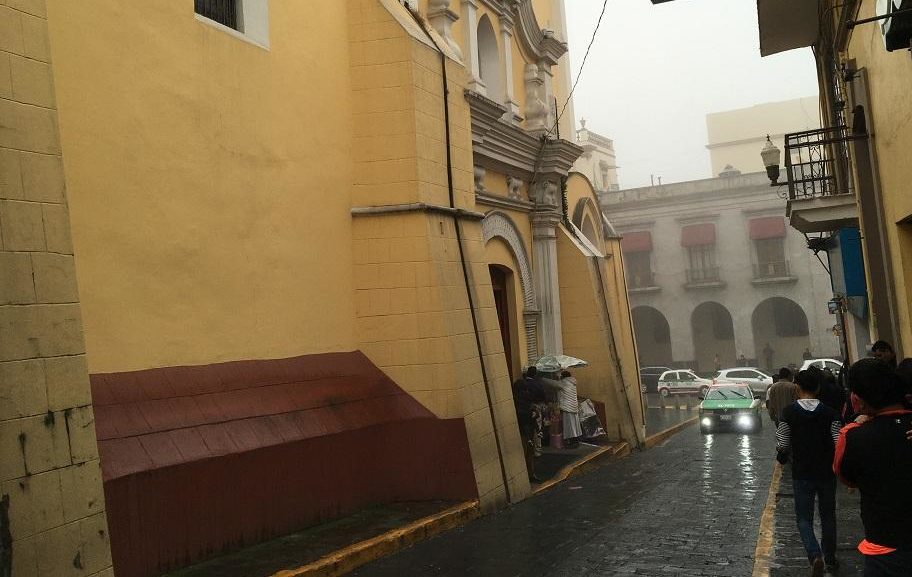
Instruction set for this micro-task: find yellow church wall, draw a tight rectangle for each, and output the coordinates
[349,2,529,508]
[846,0,912,352]
[45,0,358,372]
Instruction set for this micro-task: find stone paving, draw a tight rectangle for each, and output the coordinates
[768,465,865,577]
[352,424,776,576]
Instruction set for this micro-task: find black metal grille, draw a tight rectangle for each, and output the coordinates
[754,261,790,279]
[685,267,720,284]
[784,126,853,200]
[195,0,238,30]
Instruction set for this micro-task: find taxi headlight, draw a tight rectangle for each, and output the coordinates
[737,415,753,428]
[701,417,712,427]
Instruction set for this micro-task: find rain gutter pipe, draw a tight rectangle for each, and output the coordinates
[404,4,513,503]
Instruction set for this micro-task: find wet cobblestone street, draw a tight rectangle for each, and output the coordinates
[352,425,776,576]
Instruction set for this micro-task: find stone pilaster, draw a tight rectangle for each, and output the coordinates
[459,0,485,94]
[530,179,563,356]
[428,0,463,61]
[498,12,521,122]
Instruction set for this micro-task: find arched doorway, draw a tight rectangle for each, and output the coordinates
[752,297,810,372]
[691,302,736,372]
[489,264,518,382]
[631,306,673,367]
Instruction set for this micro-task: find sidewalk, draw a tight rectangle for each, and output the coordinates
[765,465,865,576]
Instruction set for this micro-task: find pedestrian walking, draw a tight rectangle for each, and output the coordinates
[714,353,722,372]
[557,370,582,448]
[776,369,842,576]
[766,367,797,428]
[763,342,775,372]
[870,340,897,368]
[817,368,846,415]
[835,358,912,576]
[512,366,546,483]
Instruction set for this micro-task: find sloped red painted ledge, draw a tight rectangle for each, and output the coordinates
[91,352,477,577]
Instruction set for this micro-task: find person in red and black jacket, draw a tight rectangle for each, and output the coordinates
[834,358,912,576]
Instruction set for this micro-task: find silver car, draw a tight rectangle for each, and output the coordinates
[712,367,773,395]
[657,370,712,397]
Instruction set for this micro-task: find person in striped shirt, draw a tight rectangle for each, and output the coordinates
[776,369,843,577]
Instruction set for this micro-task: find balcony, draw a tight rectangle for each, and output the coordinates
[627,271,660,294]
[784,126,858,233]
[684,267,725,289]
[752,261,798,285]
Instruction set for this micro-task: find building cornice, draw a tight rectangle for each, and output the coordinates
[475,191,534,212]
[466,90,582,179]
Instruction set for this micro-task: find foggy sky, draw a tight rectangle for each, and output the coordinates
[564,0,820,189]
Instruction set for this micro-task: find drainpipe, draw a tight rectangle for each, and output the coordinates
[404,5,513,504]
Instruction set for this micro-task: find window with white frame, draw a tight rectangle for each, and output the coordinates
[195,0,270,47]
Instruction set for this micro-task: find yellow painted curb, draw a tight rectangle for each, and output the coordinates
[752,462,782,577]
[643,416,699,449]
[271,500,480,577]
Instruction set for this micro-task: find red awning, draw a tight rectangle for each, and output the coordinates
[681,223,716,247]
[750,217,786,240]
[621,230,652,253]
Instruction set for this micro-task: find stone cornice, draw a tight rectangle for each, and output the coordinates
[475,191,534,212]
[351,202,485,220]
[513,0,567,65]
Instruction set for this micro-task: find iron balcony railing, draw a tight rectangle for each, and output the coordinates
[195,0,238,30]
[754,260,791,279]
[685,267,720,284]
[784,126,853,200]
[629,271,656,289]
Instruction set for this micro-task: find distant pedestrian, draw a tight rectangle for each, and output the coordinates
[803,347,813,360]
[776,370,842,576]
[817,368,846,415]
[739,353,747,366]
[766,367,797,427]
[763,342,775,372]
[512,366,546,483]
[871,340,897,368]
[557,370,582,448]
[713,354,722,372]
[835,358,912,576]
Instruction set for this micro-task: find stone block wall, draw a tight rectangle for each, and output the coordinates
[0,1,113,575]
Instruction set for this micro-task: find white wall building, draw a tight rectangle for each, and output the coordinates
[601,169,840,373]
[574,119,620,192]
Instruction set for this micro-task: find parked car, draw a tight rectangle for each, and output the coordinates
[656,370,712,397]
[799,358,844,374]
[713,367,774,395]
[699,384,763,434]
[640,366,672,393]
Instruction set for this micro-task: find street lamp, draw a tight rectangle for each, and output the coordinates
[760,135,782,186]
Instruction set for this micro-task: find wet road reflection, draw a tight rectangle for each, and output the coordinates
[352,424,777,577]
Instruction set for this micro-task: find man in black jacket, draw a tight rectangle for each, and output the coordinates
[513,366,546,483]
[836,358,912,576]
[777,370,843,576]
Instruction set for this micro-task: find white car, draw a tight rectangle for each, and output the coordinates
[713,367,774,395]
[800,358,844,373]
[657,370,713,397]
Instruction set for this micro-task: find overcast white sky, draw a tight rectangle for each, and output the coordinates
[564,0,820,189]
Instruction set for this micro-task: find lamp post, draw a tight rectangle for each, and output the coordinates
[760,135,782,186]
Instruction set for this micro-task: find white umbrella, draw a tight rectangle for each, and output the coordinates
[534,355,589,372]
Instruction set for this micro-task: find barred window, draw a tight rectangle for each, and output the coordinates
[195,0,238,30]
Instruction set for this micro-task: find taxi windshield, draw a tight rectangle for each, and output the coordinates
[706,386,750,400]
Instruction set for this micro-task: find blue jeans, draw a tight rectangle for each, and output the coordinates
[792,477,837,563]
[864,549,912,576]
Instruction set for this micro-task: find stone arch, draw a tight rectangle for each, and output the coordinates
[482,211,537,360]
[691,301,736,372]
[572,196,604,248]
[631,306,673,367]
[751,297,810,372]
[476,14,503,101]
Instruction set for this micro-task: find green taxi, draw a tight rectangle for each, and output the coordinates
[699,383,763,434]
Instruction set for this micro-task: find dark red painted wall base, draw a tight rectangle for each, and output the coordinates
[105,418,476,577]
[91,352,478,577]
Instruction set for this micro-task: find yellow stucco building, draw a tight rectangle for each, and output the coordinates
[1,1,642,575]
[756,0,912,360]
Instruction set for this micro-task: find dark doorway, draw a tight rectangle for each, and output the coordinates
[489,265,516,383]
